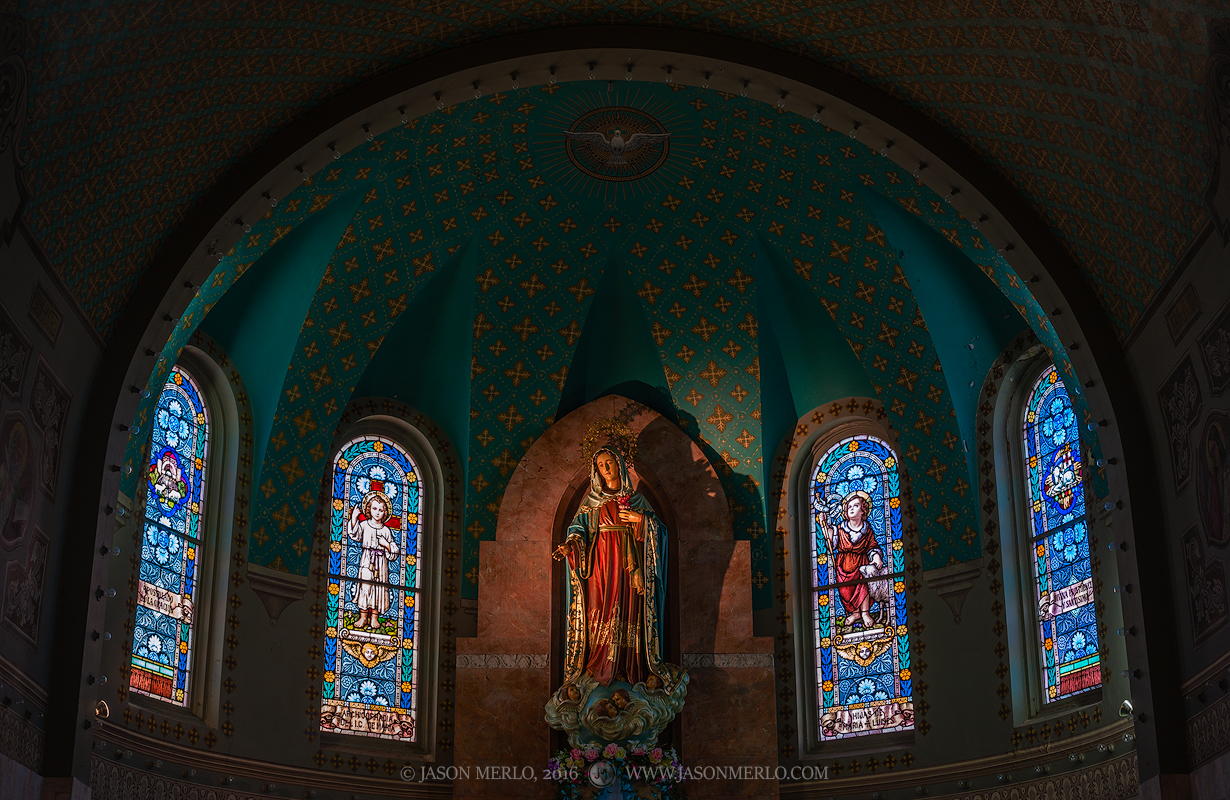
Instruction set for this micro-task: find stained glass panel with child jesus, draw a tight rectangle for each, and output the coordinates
[320,434,421,741]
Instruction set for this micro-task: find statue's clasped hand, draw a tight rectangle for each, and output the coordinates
[617,507,643,525]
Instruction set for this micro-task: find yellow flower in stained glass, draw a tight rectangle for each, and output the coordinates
[890,497,900,509]
[373,440,384,453]
[821,637,831,647]
[326,626,337,638]
[338,457,349,470]
[186,546,195,560]
[822,680,834,692]
[176,688,185,701]
[894,581,905,593]
[324,671,335,683]
[1044,637,1054,651]
[174,372,183,385]
[818,594,830,607]
[899,668,911,681]
[328,582,340,595]
[180,641,189,654]
[333,498,344,511]
[406,513,418,525]
[897,625,908,636]
[405,595,415,608]
[892,540,903,551]
[1048,371,1058,384]
[196,412,205,425]
[403,638,415,649]
[408,471,417,483]
[330,541,342,553]
[848,441,859,452]
[1036,544,1046,558]
[817,553,828,565]
[401,681,413,692]
[884,456,895,469]
[407,554,417,565]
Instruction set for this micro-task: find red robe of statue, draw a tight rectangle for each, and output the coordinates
[567,500,647,686]
[834,522,876,617]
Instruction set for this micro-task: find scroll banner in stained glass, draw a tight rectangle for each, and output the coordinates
[131,366,208,707]
[1023,366,1101,702]
[811,435,913,741]
[320,435,421,741]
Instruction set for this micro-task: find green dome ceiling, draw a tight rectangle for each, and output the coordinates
[120,82,1108,614]
[18,4,1215,342]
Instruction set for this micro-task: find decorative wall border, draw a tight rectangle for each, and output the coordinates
[89,740,452,800]
[0,702,43,773]
[455,654,547,669]
[682,653,774,669]
[1187,683,1230,768]
[112,329,254,749]
[305,397,462,773]
[779,721,1133,797]
[768,396,924,771]
[974,331,1109,747]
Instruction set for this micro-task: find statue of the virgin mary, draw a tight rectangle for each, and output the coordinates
[545,435,687,746]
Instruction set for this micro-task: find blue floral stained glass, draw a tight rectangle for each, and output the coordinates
[130,366,208,706]
[1023,366,1101,702]
[811,435,913,740]
[320,435,421,740]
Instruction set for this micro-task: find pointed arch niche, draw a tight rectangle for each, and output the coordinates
[454,394,776,797]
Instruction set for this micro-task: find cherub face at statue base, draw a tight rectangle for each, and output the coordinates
[545,673,690,749]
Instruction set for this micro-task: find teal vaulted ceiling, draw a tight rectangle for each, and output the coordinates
[17,2,1216,343]
[119,82,1110,612]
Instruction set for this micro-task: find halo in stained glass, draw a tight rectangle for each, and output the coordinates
[1022,366,1101,702]
[130,365,208,707]
[320,434,422,741]
[810,434,913,740]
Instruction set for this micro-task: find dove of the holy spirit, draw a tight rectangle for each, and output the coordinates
[562,127,671,165]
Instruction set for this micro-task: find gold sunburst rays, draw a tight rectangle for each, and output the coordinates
[531,84,699,203]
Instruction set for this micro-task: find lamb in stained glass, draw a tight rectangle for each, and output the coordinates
[811,435,913,741]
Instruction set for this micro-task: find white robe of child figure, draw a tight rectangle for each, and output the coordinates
[347,493,399,630]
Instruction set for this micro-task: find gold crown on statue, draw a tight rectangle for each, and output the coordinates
[579,419,638,466]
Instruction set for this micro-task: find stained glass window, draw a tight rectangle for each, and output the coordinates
[811,435,913,741]
[320,434,422,741]
[131,366,209,706]
[1022,366,1100,702]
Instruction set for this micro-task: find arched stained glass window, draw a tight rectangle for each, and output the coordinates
[1022,366,1100,702]
[811,434,913,741]
[320,434,422,741]
[131,366,209,706]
